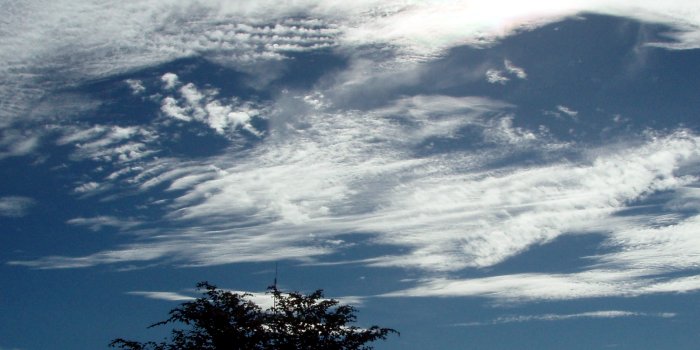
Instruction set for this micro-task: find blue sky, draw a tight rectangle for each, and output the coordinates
[3,1,700,349]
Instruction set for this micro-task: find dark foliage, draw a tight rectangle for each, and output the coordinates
[110,282,397,350]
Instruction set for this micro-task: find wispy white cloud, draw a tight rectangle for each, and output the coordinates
[457,310,675,326]
[486,60,527,84]
[9,93,515,268]
[0,196,35,217]
[224,290,364,309]
[125,79,146,95]
[128,288,363,309]
[504,59,527,79]
[482,116,543,145]
[12,92,700,306]
[370,94,514,142]
[73,182,102,194]
[8,231,336,269]
[360,131,699,271]
[59,125,159,164]
[486,69,509,84]
[378,187,700,301]
[545,109,574,120]
[383,224,700,301]
[56,126,109,146]
[388,263,700,300]
[127,291,195,301]
[67,216,143,232]
[383,269,643,301]
[594,213,700,273]
[557,105,579,117]
[13,87,700,284]
[0,130,40,160]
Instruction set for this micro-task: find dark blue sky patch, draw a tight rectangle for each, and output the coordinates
[484,232,613,275]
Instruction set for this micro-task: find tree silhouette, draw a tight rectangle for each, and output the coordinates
[110,282,397,350]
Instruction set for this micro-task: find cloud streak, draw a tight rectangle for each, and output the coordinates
[128,288,363,309]
[383,267,700,302]
[127,291,195,302]
[67,216,143,232]
[457,310,675,326]
[557,105,579,117]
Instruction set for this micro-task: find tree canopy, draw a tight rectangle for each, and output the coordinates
[110,282,397,350]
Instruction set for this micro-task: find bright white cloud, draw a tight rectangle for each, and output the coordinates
[161,97,192,121]
[0,196,35,217]
[161,72,180,90]
[159,77,262,136]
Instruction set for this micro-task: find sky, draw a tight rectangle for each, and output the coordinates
[3,1,700,349]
